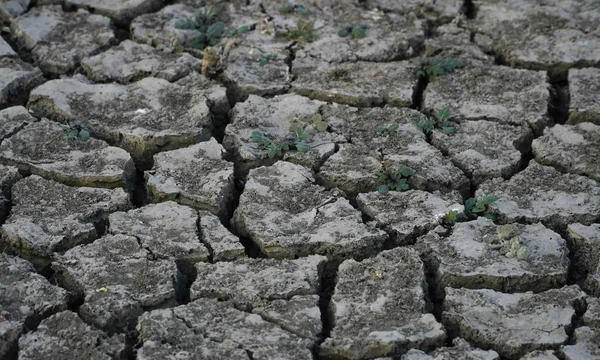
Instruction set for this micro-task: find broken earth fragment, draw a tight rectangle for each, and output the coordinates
[145,139,235,220]
[321,247,446,359]
[232,161,387,259]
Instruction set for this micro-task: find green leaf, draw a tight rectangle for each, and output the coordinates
[473,201,486,213]
[375,125,385,133]
[236,25,249,34]
[337,28,349,37]
[483,213,497,220]
[79,130,90,141]
[252,131,264,143]
[465,197,476,212]
[314,121,328,132]
[442,126,455,135]
[517,246,529,260]
[296,5,308,14]
[482,196,498,204]
[207,22,225,37]
[397,179,409,191]
[279,4,293,13]
[397,165,415,177]
[260,57,268,66]
[295,142,309,152]
[435,106,450,121]
[351,26,367,39]
[67,129,78,138]
[310,114,322,123]
[174,18,196,30]
[378,185,389,194]
[173,44,185,53]
[293,127,310,141]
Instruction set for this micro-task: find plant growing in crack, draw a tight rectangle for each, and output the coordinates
[483,225,529,260]
[464,195,497,220]
[251,126,310,158]
[375,123,399,135]
[174,6,249,49]
[416,57,464,77]
[376,161,415,194]
[440,209,458,227]
[259,53,278,66]
[279,2,308,14]
[337,24,368,39]
[290,113,328,132]
[283,20,318,42]
[62,120,90,141]
[418,106,456,135]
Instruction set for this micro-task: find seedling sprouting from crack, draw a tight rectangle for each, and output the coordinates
[440,210,458,227]
[375,123,399,135]
[338,24,367,39]
[279,3,308,14]
[483,225,529,260]
[63,120,90,141]
[376,161,415,194]
[283,20,318,42]
[416,57,464,77]
[251,126,310,158]
[174,6,249,49]
[259,53,278,66]
[418,106,456,135]
[464,195,497,221]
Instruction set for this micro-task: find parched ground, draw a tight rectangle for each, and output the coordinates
[0,0,599,359]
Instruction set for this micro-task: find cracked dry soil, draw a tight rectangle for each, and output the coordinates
[0,0,600,359]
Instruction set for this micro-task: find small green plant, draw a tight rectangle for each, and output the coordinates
[284,20,318,42]
[174,6,249,49]
[418,106,455,135]
[63,120,90,141]
[482,224,529,260]
[416,57,464,77]
[226,25,250,38]
[259,53,278,66]
[251,126,310,158]
[440,210,458,227]
[376,162,415,194]
[279,2,308,14]
[337,24,367,39]
[464,195,497,220]
[375,123,399,135]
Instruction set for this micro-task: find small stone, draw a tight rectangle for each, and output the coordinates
[108,201,210,272]
[0,57,43,108]
[442,285,586,359]
[191,255,325,339]
[198,211,245,261]
[321,247,446,359]
[17,311,127,360]
[568,68,600,125]
[145,139,235,219]
[232,161,388,259]
[0,118,135,188]
[292,60,418,107]
[1,176,129,268]
[422,64,550,134]
[0,254,68,359]
[10,6,116,75]
[28,73,228,167]
[567,223,600,296]
[476,162,600,231]
[558,327,600,360]
[431,120,533,185]
[402,338,499,359]
[136,298,313,359]
[356,190,463,245]
[532,123,600,181]
[417,218,569,294]
[82,40,202,84]
[66,0,164,26]
[52,234,179,333]
[0,106,36,142]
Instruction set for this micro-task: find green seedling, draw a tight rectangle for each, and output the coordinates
[284,20,318,42]
[259,53,278,66]
[338,24,367,39]
[418,106,456,135]
[504,235,530,260]
[416,57,464,77]
[251,126,310,158]
[175,6,249,49]
[464,195,497,220]
[376,162,415,194]
[375,123,399,135]
[279,2,308,14]
[63,120,90,141]
[440,210,458,227]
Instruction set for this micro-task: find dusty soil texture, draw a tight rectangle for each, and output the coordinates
[0,0,599,359]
